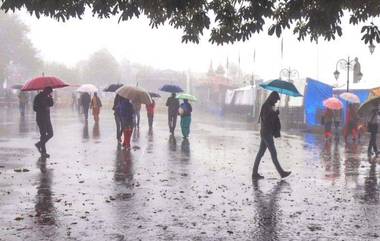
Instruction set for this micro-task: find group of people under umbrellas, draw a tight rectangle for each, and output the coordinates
[322,94,380,158]
[26,77,302,181]
[111,86,193,150]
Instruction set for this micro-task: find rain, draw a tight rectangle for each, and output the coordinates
[1,3,380,241]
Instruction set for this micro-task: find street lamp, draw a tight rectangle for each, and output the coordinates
[333,57,362,92]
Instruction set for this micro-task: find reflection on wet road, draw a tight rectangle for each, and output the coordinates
[1,107,380,240]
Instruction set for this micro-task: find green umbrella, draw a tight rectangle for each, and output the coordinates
[358,96,380,116]
[176,93,197,101]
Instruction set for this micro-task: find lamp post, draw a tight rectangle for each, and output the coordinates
[279,67,299,128]
[333,57,363,92]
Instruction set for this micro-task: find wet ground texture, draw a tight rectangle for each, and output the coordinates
[1,107,380,241]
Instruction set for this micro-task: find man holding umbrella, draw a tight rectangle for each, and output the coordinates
[34,87,54,158]
[166,93,180,134]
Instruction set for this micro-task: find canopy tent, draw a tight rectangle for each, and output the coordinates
[225,85,255,106]
[304,78,333,127]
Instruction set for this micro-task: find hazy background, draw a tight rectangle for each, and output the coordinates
[18,10,380,85]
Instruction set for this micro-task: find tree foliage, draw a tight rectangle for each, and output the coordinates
[0,12,41,84]
[81,49,121,86]
[1,0,380,45]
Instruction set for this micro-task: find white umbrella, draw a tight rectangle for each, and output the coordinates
[77,84,98,93]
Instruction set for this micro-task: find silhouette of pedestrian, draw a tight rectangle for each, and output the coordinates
[252,91,291,179]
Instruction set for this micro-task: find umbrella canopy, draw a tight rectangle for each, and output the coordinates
[323,97,343,110]
[21,76,69,91]
[339,92,360,103]
[149,92,161,98]
[358,96,380,116]
[260,79,303,97]
[116,86,152,105]
[11,84,23,90]
[160,84,184,93]
[77,84,98,93]
[176,93,197,102]
[103,83,123,92]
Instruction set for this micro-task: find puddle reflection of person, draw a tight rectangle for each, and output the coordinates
[251,180,288,240]
[363,163,379,204]
[114,149,134,187]
[35,157,56,225]
[169,135,177,152]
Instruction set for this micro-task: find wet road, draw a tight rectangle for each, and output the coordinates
[0,107,380,241]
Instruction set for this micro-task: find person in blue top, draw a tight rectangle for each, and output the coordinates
[117,97,135,149]
[179,99,192,138]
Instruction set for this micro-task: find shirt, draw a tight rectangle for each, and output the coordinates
[33,92,54,121]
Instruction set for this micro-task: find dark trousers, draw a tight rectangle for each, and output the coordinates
[37,119,53,154]
[168,113,177,133]
[253,133,285,175]
[147,113,154,128]
[368,132,378,154]
[83,106,89,120]
[114,114,121,141]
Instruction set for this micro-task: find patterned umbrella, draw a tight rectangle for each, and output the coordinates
[339,92,360,103]
[323,97,343,110]
[21,76,69,91]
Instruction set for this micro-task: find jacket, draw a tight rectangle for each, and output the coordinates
[33,92,53,121]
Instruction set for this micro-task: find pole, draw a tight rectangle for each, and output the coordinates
[346,57,350,92]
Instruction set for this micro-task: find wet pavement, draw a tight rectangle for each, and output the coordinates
[0,107,380,241]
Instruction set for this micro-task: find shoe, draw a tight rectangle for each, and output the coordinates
[252,173,264,180]
[280,171,291,179]
[35,143,42,153]
[41,153,50,158]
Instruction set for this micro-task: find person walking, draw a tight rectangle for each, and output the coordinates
[166,93,180,134]
[367,106,379,157]
[179,99,192,138]
[33,87,54,158]
[146,99,155,129]
[322,108,333,141]
[133,101,141,128]
[113,94,122,143]
[117,97,135,149]
[80,92,91,121]
[18,91,28,116]
[344,103,359,142]
[90,92,102,123]
[252,91,291,180]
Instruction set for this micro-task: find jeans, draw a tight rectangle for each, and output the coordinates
[368,132,378,155]
[168,113,177,133]
[253,133,285,175]
[114,113,121,141]
[147,113,154,128]
[36,119,53,154]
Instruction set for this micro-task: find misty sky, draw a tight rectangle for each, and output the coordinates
[17,11,380,85]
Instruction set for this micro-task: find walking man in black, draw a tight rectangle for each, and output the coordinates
[166,93,180,134]
[34,87,54,158]
[252,91,291,180]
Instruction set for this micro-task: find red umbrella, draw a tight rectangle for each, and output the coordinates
[21,76,69,91]
[323,97,343,110]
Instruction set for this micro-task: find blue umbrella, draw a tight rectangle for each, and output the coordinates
[260,79,303,97]
[160,84,184,93]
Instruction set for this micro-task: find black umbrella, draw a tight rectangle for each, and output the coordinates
[149,92,161,98]
[103,84,123,92]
